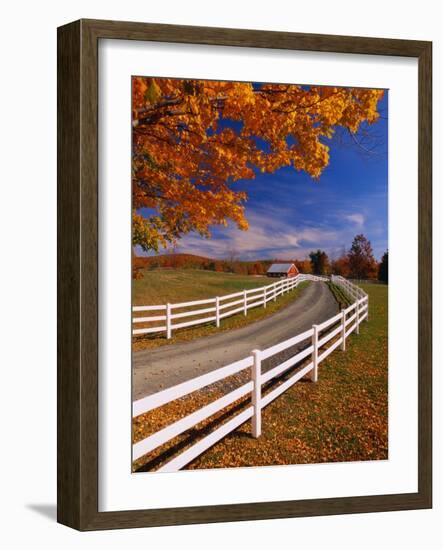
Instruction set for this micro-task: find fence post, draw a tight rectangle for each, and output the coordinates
[166,303,172,339]
[263,287,267,308]
[273,283,277,302]
[366,296,369,322]
[311,324,319,382]
[356,299,360,335]
[215,296,220,328]
[341,309,346,351]
[243,290,247,316]
[251,350,262,437]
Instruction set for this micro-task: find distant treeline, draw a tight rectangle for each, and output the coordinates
[308,235,388,283]
[133,253,314,278]
[133,235,388,283]
[133,253,277,277]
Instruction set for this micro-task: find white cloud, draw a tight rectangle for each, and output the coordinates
[139,204,371,261]
[344,213,365,228]
[176,210,340,260]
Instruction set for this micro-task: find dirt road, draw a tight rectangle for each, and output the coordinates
[133,282,338,400]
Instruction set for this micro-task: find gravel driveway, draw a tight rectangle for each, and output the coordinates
[133,281,338,400]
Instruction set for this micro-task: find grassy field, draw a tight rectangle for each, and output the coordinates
[133,283,388,470]
[133,269,309,350]
[133,268,270,305]
[327,281,353,309]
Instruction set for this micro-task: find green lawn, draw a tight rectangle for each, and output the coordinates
[133,268,270,306]
[133,269,309,350]
[327,281,353,309]
[133,283,388,470]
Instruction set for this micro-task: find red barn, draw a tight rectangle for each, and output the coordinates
[266,263,299,278]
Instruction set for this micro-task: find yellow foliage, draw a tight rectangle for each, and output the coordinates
[132,77,384,251]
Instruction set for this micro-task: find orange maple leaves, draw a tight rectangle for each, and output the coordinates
[132,77,384,252]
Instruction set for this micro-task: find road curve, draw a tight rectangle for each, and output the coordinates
[133,282,338,400]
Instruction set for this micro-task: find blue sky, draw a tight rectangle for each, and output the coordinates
[139,88,388,262]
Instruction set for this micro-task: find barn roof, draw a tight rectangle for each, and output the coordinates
[267,263,295,273]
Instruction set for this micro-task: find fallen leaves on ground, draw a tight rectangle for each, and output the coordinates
[132,284,388,471]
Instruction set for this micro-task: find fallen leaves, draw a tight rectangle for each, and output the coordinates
[132,284,388,471]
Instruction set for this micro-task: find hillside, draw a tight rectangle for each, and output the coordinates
[132,268,310,349]
[132,268,269,306]
[133,253,310,278]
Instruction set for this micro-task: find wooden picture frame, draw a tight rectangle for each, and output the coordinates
[57,18,432,530]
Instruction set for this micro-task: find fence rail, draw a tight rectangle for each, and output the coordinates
[133,273,328,338]
[133,277,368,471]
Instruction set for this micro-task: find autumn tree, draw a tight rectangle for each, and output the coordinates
[348,234,377,279]
[246,261,265,275]
[169,244,180,268]
[132,248,146,279]
[378,250,389,283]
[132,77,384,254]
[255,262,265,275]
[309,250,330,275]
[294,258,312,274]
[331,254,350,277]
[225,247,240,273]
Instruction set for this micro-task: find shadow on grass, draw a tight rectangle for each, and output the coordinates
[134,352,314,473]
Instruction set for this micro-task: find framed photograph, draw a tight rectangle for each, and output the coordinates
[57,19,432,530]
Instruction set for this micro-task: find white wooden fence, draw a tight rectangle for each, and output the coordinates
[133,278,368,471]
[133,273,327,339]
[331,274,369,318]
